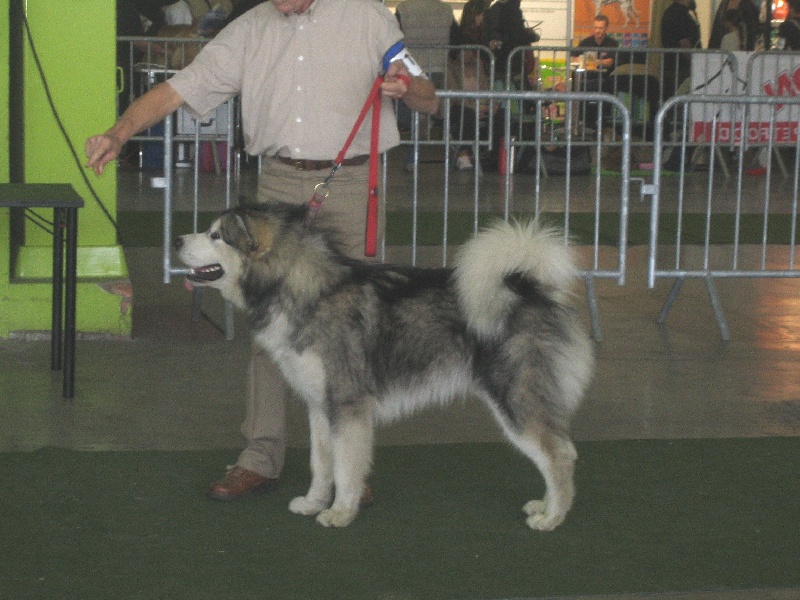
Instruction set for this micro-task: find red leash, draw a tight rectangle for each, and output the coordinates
[365,80,381,257]
[305,73,409,257]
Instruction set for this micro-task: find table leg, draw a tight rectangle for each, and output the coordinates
[51,207,64,372]
[63,207,78,399]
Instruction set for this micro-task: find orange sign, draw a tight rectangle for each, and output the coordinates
[773,0,788,20]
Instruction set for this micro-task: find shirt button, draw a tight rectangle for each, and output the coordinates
[296,117,302,123]
[298,55,304,61]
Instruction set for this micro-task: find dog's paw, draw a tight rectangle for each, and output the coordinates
[522,499,564,531]
[522,499,547,516]
[315,507,358,528]
[289,495,327,516]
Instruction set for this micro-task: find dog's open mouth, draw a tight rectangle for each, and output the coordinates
[187,264,224,282]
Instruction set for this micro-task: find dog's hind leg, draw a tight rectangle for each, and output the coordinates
[289,408,334,516]
[504,423,578,531]
[316,404,375,528]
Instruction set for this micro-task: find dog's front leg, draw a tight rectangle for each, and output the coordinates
[289,409,333,516]
[316,405,374,528]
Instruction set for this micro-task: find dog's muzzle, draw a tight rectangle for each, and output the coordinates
[174,236,225,282]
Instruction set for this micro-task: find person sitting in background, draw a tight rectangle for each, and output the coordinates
[571,14,618,131]
[776,0,800,50]
[164,0,194,25]
[571,14,618,77]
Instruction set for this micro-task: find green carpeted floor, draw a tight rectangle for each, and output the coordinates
[3,438,798,600]
[117,210,800,249]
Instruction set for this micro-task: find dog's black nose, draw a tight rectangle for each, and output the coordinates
[173,237,184,251]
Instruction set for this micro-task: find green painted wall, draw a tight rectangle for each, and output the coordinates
[20,1,119,247]
[0,0,132,337]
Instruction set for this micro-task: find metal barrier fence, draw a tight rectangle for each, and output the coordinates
[745,50,800,95]
[647,94,800,341]
[118,37,237,338]
[504,46,740,154]
[118,36,208,115]
[116,35,800,341]
[400,89,632,341]
[155,106,237,340]
[399,44,497,158]
[404,44,734,152]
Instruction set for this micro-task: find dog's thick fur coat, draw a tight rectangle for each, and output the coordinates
[175,203,594,530]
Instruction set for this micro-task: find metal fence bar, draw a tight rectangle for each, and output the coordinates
[648,93,800,340]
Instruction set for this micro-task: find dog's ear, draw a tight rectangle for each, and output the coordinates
[241,212,275,258]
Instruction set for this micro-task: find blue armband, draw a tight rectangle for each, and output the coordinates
[382,41,423,77]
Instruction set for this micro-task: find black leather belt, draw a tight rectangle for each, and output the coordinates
[276,154,369,171]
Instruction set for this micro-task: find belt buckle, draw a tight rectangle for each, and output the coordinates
[293,159,305,170]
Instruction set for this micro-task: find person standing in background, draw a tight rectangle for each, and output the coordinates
[719,8,745,51]
[709,0,761,51]
[660,0,701,98]
[395,0,459,87]
[739,0,761,50]
[482,0,540,88]
[394,0,458,169]
[116,0,177,157]
[458,0,492,45]
[660,0,701,171]
[442,0,494,170]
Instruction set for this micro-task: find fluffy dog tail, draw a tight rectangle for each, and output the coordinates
[454,220,579,339]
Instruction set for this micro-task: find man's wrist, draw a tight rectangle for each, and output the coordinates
[105,122,132,148]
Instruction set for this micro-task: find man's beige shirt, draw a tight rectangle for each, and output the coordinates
[169,0,403,160]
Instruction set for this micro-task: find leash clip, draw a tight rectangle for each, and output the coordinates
[304,181,331,228]
[303,163,341,228]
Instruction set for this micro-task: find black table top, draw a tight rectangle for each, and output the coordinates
[0,183,84,209]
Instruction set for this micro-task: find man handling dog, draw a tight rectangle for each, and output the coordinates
[86,0,438,503]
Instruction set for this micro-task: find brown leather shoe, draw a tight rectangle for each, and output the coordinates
[207,466,279,501]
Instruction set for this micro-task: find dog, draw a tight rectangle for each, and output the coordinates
[174,202,594,530]
[594,0,641,28]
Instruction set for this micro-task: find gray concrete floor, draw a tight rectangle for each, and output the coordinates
[1,148,798,600]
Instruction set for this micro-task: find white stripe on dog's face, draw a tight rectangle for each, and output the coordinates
[175,217,247,308]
